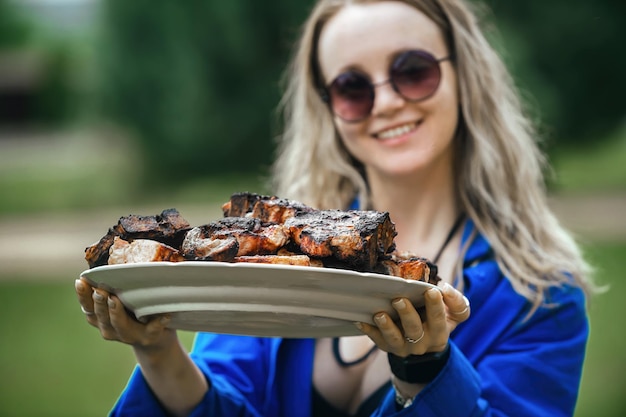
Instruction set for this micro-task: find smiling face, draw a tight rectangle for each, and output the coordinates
[317,1,459,184]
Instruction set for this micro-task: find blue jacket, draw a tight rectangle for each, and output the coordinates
[111,219,589,416]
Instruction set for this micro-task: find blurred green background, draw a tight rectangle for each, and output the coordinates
[0,0,624,416]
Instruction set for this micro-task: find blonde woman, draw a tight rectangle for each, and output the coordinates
[75,0,595,415]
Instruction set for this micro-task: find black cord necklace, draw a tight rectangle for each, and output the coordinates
[332,212,466,368]
[431,212,466,264]
[333,337,377,367]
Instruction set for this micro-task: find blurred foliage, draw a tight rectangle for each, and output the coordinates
[482,0,626,150]
[0,0,78,127]
[94,0,625,184]
[0,0,613,183]
[96,0,313,184]
[0,0,33,47]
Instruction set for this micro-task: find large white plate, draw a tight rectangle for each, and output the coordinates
[80,262,438,338]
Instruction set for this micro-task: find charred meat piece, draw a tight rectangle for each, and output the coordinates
[234,254,324,267]
[85,233,116,269]
[374,257,440,285]
[85,209,191,268]
[284,210,397,270]
[388,251,439,284]
[108,237,184,264]
[181,227,239,262]
[180,217,289,261]
[221,192,264,217]
[222,192,314,223]
[249,196,314,224]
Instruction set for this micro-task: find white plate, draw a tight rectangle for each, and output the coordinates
[80,262,438,338]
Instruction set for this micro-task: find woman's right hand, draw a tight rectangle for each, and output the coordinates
[76,276,209,415]
[75,277,177,353]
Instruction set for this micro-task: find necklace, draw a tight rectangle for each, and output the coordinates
[333,337,378,367]
[431,212,466,264]
[332,212,466,367]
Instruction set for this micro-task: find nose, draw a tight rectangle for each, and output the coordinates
[370,79,405,118]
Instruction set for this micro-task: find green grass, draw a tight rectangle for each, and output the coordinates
[0,242,624,416]
[0,279,195,417]
[575,242,626,417]
[0,128,268,216]
[552,130,626,194]
[0,125,624,216]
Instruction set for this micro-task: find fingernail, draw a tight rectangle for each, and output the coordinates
[354,322,363,331]
[107,297,116,309]
[392,298,406,310]
[442,282,454,294]
[75,279,84,292]
[374,313,387,325]
[426,288,441,300]
[463,295,470,307]
[93,290,104,302]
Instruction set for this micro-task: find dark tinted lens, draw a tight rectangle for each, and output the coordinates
[391,50,441,101]
[327,71,374,122]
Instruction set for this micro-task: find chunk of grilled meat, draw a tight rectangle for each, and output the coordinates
[223,192,315,224]
[374,257,439,285]
[85,209,191,268]
[234,254,324,267]
[284,210,397,270]
[221,192,264,217]
[180,217,289,261]
[108,237,184,264]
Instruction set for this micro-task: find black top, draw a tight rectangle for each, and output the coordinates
[312,381,392,417]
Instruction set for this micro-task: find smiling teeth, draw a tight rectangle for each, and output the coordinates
[377,123,416,140]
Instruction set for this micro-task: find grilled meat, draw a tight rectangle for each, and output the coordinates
[108,237,184,264]
[221,192,264,217]
[85,209,191,268]
[374,257,439,285]
[180,227,239,262]
[283,210,397,270]
[85,194,440,285]
[222,192,314,224]
[180,217,289,261]
[234,254,324,267]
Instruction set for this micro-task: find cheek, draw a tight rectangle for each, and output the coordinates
[335,121,365,149]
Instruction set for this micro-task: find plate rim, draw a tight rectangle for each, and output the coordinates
[79,261,438,338]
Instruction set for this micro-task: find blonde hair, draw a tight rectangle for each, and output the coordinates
[271,0,596,307]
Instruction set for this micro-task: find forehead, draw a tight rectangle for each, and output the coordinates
[318,2,446,78]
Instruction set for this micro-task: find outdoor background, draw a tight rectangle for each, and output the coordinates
[0,0,624,416]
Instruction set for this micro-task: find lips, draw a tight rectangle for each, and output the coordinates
[374,121,420,140]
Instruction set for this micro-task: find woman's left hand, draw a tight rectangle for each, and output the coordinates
[358,282,470,356]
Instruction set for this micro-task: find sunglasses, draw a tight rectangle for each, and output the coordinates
[320,50,451,123]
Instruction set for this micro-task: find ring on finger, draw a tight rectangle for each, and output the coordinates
[405,329,425,344]
[81,306,95,316]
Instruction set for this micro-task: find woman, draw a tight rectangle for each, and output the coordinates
[75,0,595,415]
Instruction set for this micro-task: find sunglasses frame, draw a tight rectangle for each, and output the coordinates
[319,49,452,123]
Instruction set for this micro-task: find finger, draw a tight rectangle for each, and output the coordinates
[373,312,405,350]
[442,283,471,323]
[93,288,117,340]
[423,288,448,348]
[392,298,424,343]
[355,321,386,348]
[75,278,98,325]
[107,295,170,346]
[107,295,143,343]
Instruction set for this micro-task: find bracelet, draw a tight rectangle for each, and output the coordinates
[387,344,450,384]
[391,375,415,409]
